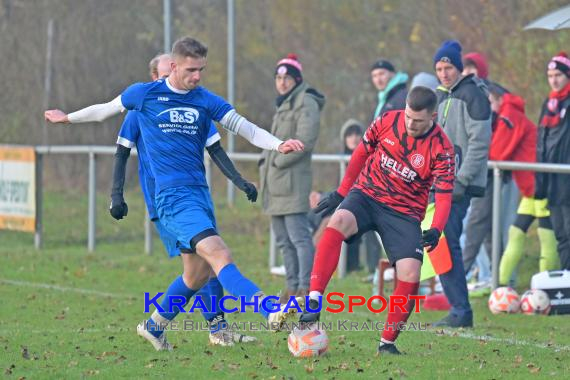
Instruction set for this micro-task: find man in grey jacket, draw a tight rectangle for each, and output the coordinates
[432,40,492,327]
[260,54,325,302]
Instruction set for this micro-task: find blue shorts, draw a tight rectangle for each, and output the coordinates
[153,219,192,257]
[155,185,218,251]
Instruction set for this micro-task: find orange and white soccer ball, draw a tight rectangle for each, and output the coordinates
[488,287,521,314]
[288,325,329,357]
[520,289,551,315]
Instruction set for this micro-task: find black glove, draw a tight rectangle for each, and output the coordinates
[313,191,344,217]
[234,177,258,202]
[452,181,466,202]
[421,228,441,252]
[109,194,128,220]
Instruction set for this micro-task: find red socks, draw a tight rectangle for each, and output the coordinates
[381,279,420,343]
[309,227,346,294]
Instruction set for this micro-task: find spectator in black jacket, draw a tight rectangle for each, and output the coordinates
[370,59,408,121]
[536,52,570,270]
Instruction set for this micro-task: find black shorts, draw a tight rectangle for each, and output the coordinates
[338,189,423,265]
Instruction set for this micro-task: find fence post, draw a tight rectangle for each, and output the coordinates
[491,167,502,290]
[34,153,43,250]
[226,0,236,206]
[269,221,276,269]
[144,211,153,255]
[87,152,96,252]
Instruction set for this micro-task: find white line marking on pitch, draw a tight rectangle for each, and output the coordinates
[2,280,569,352]
[352,310,570,352]
[433,329,569,352]
[0,279,137,299]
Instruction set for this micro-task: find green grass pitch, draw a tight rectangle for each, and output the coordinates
[1,191,569,379]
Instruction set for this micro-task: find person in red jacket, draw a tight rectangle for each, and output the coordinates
[489,84,559,285]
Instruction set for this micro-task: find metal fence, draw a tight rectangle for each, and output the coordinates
[32,145,570,288]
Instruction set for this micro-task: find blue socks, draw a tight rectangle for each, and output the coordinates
[148,264,270,337]
[217,263,261,302]
[197,277,224,322]
[217,263,279,319]
[147,275,196,338]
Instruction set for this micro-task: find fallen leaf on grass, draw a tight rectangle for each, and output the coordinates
[115,355,127,364]
[527,363,541,374]
[5,364,15,375]
[392,368,406,377]
[95,351,117,360]
[211,362,223,370]
[21,346,30,360]
[228,363,240,370]
[304,364,314,373]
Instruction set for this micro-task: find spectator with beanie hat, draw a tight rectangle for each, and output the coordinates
[260,54,326,302]
[463,52,489,81]
[432,40,492,328]
[370,59,408,120]
[536,52,570,270]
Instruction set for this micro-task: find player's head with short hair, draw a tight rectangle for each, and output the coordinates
[148,53,173,81]
[169,37,208,91]
[407,86,437,114]
[404,86,438,137]
[172,37,208,59]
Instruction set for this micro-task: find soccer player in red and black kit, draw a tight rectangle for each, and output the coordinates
[298,86,455,355]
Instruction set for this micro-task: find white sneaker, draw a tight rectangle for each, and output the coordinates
[267,296,302,332]
[468,280,492,292]
[136,321,173,351]
[209,329,257,346]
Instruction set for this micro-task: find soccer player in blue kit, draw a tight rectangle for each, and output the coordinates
[113,111,260,347]
[118,37,305,351]
[46,41,304,351]
[46,54,258,347]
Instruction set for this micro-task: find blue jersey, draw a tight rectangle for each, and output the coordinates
[117,111,221,219]
[120,79,232,192]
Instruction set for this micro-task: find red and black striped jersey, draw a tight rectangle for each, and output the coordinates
[353,110,455,221]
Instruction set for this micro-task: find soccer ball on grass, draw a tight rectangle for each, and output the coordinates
[520,289,551,315]
[288,325,329,357]
[488,286,521,314]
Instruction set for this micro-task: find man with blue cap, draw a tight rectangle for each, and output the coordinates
[432,40,492,328]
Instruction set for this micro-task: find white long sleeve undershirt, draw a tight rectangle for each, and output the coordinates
[67,95,125,123]
[220,110,282,151]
